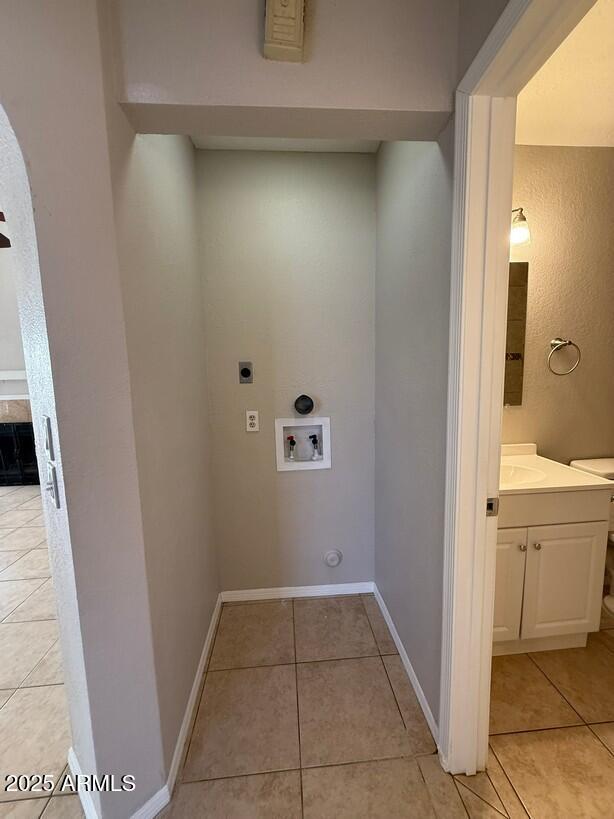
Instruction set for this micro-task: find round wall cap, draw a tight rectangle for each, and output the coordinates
[294,394,314,415]
[324,550,343,568]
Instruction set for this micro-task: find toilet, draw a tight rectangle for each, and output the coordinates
[570,457,614,615]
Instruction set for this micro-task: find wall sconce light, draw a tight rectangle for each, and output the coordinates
[510,207,531,246]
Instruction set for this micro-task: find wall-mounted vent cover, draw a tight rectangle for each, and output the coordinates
[264,0,305,62]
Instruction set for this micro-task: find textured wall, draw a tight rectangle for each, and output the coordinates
[503,146,614,464]
[374,130,454,722]
[198,150,375,591]
[516,0,614,148]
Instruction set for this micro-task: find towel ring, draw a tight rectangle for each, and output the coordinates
[548,337,581,376]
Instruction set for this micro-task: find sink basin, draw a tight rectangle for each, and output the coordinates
[500,463,546,489]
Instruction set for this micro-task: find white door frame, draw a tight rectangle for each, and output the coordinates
[439,0,597,775]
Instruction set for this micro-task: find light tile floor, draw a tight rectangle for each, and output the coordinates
[7,482,614,817]
[488,611,614,818]
[167,596,614,817]
[0,486,80,818]
[167,595,476,818]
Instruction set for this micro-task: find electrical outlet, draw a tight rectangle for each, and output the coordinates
[246,410,259,432]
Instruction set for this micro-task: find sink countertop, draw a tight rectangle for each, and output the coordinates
[500,444,613,495]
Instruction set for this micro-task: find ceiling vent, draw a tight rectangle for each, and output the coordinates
[264,0,305,62]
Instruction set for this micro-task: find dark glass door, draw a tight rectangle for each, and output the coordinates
[0,423,40,485]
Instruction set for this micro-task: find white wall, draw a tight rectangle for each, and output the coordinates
[0,2,166,815]
[503,145,614,464]
[457,0,509,78]
[374,129,454,721]
[198,150,375,590]
[107,131,220,769]
[0,269,25,371]
[100,3,220,774]
[0,230,27,398]
[114,0,458,141]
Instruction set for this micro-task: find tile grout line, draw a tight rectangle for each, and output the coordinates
[490,722,587,738]
[525,652,587,725]
[454,778,507,818]
[19,638,60,689]
[450,777,471,818]
[586,723,614,761]
[359,595,409,732]
[181,751,438,787]
[0,687,18,713]
[0,548,34,573]
[0,576,49,624]
[206,653,384,673]
[453,764,508,814]
[481,767,514,819]
[0,546,50,584]
[489,742,533,819]
[0,538,47,555]
[292,599,304,818]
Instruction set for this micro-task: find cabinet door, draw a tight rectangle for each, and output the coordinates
[493,527,527,642]
[521,521,608,639]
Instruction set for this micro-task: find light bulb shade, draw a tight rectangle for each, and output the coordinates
[510,209,531,246]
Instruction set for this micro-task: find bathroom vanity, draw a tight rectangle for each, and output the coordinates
[494,444,612,655]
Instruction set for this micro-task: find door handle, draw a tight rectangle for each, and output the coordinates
[533,542,542,550]
[519,543,527,552]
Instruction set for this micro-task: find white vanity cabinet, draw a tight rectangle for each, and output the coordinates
[495,445,612,655]
[494,521,609,653]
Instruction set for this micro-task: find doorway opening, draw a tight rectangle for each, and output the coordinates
[440,2,614,811]
[0,104,87,816]
[489,1,614,811]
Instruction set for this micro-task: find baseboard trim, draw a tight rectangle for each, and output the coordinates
[220,582,374,602]
[131,784,170,819]
[67,747,169,819]
[67,747,100,819]
[372,584,439,745]
[68,594,224,819]
[166,594,222,795]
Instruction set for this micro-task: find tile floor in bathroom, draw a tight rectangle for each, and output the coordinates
[0,485,82,818]
[487,609,614,819]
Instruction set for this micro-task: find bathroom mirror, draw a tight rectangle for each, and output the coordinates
[503,262,528,406]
